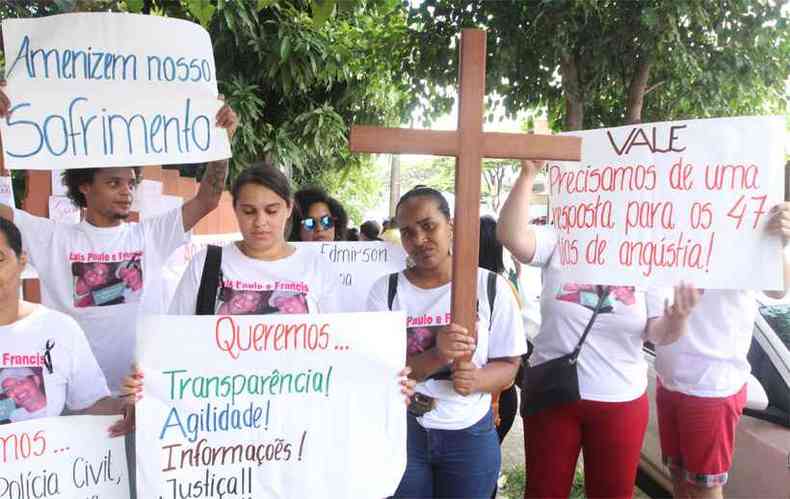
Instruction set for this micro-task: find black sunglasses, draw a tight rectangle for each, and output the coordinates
[301,215,335,231]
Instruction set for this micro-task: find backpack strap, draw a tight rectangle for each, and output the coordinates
[486,270,497,330]
[195,245,222,315]
[487,271,497,318]
[387,272,399,311]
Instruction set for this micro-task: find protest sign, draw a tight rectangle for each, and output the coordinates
[1,13,231,170]
[550,116,785,289]
[0,176,13,207]
[161,237,408,312]
[0,415,129,498]
[136,312,407,499]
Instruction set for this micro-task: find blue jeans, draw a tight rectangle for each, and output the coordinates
[393,409,501,498]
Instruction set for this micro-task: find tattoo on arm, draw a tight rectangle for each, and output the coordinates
[202,161,228,195]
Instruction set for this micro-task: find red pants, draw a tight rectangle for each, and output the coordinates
[524,393,648,499]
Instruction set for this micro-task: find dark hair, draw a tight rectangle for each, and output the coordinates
[360,220,381,240]
[479,215,504,274]
[395,185,451,220]
[346,228,360,241]
[231,162,292,206]
[62,167,142,208]
[290,187,348,241]
[0,217,23,258]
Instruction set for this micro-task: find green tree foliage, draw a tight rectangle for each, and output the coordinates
[407,0,790,130]
[0,0,413,217]
[399,156,519,213]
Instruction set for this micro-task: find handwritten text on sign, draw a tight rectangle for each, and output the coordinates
[136,313,407,499]
[550,116,784,289]
[0,415,129,498]
[0,13,231,170]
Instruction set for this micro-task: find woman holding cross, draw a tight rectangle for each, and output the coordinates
[367,186,527,498]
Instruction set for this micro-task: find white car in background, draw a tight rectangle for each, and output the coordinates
[638,299,790,498]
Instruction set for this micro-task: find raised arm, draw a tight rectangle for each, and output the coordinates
[0,201,12,222]
[764,202,790,299]
[0,82,14,222]
[180,100,237,231]
[496,160,544,263]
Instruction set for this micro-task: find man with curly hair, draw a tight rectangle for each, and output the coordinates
[0,81,238,395]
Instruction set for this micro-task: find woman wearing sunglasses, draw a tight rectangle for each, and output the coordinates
[366,186,527,498]
[290,187,349,242]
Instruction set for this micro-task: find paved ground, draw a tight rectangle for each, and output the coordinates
[501,410,524,470]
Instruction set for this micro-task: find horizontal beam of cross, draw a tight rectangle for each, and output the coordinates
[350,126,582,161]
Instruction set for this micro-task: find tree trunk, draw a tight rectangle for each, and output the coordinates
[625,56,653,125]
[559,52,584,131]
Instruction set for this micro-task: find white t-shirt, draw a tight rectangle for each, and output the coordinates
[367,269,527,430]
[655,290,755,397]
[13,208,188,394]
[528,225,664,402]
[0,305,109,424]
[169,243,340,315]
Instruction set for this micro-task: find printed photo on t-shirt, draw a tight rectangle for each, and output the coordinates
[407,325,442,357]
[0,366,47,425]
[216,288,310,315]
[555,283,635,313]
[407,325,452,381]
[71,258,143,308]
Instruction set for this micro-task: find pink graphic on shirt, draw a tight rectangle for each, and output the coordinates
[71,257,143,308]
[406,325,442,357]
[216,288,309,316]
[555,283,635,313]
[0,366,47,425]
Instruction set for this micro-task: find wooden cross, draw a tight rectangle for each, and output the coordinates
[350,29,581,351]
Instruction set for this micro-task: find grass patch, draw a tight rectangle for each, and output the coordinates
[497,465,587,499]
[496,465,647,498]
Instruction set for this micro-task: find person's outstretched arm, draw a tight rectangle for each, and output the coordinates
[496,160,544,263]
[181,100,238,231]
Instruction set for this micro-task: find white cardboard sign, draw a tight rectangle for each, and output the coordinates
[1,13,231,170]
[136,313,407,499]
[550,115,785,289]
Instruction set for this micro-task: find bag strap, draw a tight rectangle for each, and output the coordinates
[487,271,497,329]
[195,245,222,315]
[569,285,611,363]
[387,272,399,310]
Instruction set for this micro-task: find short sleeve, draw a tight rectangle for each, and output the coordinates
[487,274,528,359]
[13,208,56,270]
[529,224,558,268]
[65,317,111,410]
[142,207,190,264]
[168,249,205,315]
[366,274,391,313]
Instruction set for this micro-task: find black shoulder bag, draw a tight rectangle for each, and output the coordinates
[521,285,610,417]
[195,245,223,315]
